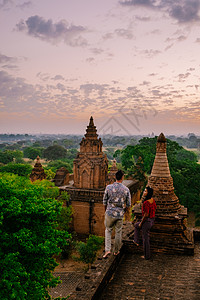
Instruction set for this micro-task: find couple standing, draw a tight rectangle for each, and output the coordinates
[103,170,156,260]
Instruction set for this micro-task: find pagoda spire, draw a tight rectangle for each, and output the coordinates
[148,133,181,214]
[150,133,171,177]
[89,116,94,127]
[84,116,98,140]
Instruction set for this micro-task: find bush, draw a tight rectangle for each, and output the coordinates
[76,235,104,264]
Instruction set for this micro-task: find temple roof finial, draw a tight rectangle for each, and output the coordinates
[157,132,166,142]
[150,132,170,177]
[89,116,94,127]
[84,116,98,140]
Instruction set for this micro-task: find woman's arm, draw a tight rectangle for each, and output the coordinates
[139,211,149,228]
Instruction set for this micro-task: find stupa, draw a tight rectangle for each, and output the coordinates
[132,133,194,255]
[30,156,46,182]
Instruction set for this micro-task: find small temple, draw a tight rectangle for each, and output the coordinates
[30,156,46,182]
[129,133,194,255]
[52,167,69,187]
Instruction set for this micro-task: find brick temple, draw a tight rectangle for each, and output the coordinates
[52,167,69,187]
[127,133,194,255]
[61,116,140,236]
[73,116,108,189]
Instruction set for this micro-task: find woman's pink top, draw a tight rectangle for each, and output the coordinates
[142,198,156,218]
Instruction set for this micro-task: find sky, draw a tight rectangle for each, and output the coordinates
[0,0,200,136]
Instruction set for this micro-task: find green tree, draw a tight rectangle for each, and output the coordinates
[13,150,24,163]
[0,174,70,300]
[43,145,67,161]
[46,160,73,173]
[175,148,197,162]
[0,150,15,164]
[56,192,72,232]
[0,163,32,177]
[113,149,122,163]
[133,156,147,184]
[23,147,43,160]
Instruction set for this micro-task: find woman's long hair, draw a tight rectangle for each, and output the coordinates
[144,186,153,201]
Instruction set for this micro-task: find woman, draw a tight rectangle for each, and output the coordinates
[133,186,156,260]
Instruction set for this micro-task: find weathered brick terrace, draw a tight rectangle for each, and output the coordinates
[50,225,200,300]
[99,242,200,300]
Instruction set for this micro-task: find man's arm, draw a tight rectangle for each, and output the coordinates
[103,187,108,212]
[124,189,131,221]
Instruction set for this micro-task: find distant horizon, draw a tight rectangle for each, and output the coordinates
[0,131,199,138]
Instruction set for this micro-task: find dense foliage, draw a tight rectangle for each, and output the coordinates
[0,174,71,299]
[0,163,32,177]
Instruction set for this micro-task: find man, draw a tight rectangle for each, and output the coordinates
[103,170,131,258]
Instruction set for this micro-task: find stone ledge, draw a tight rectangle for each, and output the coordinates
[68,245,125,300]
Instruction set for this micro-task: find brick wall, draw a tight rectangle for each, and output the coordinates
[71,201,105,236]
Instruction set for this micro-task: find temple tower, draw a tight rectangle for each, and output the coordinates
[30,156,46,182]
[148,133,181,214]
[62,116,140,237]
[131,133,194,255]
[73,116,108,189]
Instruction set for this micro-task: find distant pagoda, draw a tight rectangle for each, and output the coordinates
[30,156,46,182]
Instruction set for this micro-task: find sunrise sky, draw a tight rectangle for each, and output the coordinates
[0,0,200,136]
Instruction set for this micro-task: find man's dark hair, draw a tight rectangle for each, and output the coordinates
[116,170,124,181]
